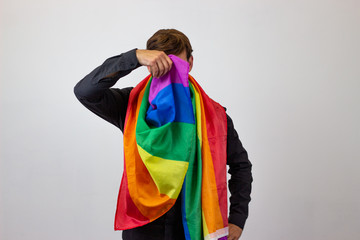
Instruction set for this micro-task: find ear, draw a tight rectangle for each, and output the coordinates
[188,56,194,72]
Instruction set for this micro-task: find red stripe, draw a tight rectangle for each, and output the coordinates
[114,160,150,230]
[114,75,151,230]
[190,75,228,227]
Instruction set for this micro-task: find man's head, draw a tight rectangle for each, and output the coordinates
[146,29,194,70]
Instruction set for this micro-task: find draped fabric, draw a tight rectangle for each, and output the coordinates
[114,55,228,240]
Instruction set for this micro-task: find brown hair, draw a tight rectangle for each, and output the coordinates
[146,29,193,60]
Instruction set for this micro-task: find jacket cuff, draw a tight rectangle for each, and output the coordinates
[229,213,248,230]
[122,48,141,69]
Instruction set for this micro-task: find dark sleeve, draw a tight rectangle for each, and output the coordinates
[73,48,140,132]
[226,113,253,230]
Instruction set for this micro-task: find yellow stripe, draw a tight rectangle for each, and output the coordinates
[191,82,202,144]
[137,144,189,199]
[190,76,225,233]
[202,210,209,236]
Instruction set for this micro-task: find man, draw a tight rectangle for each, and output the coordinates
[74,29,252,240]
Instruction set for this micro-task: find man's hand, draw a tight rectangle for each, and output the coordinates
[136,49,173,78]
[228,223,243,240]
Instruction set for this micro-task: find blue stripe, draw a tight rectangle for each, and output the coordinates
[146,83,195,127]
[181,178,191,240]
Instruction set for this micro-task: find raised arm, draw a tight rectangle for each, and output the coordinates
[73,49,174,131]
[73,49,141,131]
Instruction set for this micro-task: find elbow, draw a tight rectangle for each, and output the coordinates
[73,79,102,103]
[73,80,88,100]
[73,84,83,101]
[73,82,82,99]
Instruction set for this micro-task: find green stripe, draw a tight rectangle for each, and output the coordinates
[184,84,202,240]
[137,122,196,161]
[136,77,196,162]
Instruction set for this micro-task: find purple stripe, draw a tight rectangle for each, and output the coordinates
[218,237,228,240]
[149,55,190,103]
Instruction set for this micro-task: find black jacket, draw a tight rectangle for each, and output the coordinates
[73,48,253,230]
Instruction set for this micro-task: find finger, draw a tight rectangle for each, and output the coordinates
[157,52,171,76]
[166,55,173,66]
[227,233,235,240]
[163,55,173,73]
[156,59,166,77]
[151,64,159,78]
[159,58,170,76]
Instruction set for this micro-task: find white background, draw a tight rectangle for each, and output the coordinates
[1,0,359,239]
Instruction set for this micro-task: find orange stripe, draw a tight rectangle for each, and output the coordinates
[190,75,228,229]
[189,77,224,233]
[124,77,176,221]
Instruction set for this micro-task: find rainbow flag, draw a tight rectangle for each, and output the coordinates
[114,55,228,240]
